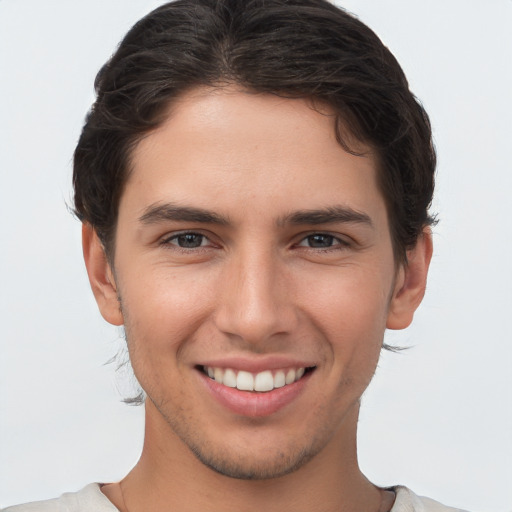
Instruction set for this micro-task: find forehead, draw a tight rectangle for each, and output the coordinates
[123,86,387,229]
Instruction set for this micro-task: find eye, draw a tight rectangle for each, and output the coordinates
[298,234,345,249]
[163,232,210,249]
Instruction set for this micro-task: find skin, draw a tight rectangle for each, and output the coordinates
[84,86,432,512]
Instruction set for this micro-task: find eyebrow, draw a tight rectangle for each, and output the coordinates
[139,203,230,225]
[138,202,372,228]
[278,206,373,227]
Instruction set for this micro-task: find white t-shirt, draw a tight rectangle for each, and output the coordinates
[1,484,468,511]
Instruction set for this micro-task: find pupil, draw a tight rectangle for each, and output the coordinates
[309,235,333,248]
[178,234,202,248]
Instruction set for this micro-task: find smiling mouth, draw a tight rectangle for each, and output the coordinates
[199,366,316,393]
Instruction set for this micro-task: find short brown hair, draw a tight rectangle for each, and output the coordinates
[73,0,436,263]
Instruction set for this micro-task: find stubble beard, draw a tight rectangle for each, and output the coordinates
[118,299,334,482]
[148,393,330,481]
[118,295,368,482]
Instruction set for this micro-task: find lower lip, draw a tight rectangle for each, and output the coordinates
[199,370,312,417]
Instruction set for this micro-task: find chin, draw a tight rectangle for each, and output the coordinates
[188,441,318,481]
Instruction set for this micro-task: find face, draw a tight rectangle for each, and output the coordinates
[85,86,430,480]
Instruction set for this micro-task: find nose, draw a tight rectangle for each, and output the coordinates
[213,247,298,346]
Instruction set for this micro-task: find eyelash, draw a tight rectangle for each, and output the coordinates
[160,231,350,253]
[160,231,212,251]
[296,233,350,252]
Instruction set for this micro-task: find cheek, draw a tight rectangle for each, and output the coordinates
[298,263,393,327]
[296,264,393,374]
[118,271,216,403]
[118,265,218,356]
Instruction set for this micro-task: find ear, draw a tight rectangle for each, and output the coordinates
[82,223,124,326]
[386,229,433,330]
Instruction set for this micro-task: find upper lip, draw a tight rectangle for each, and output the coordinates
[196,356,316,373]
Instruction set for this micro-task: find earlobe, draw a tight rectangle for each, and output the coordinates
[386,229,433,330]
[82,224,124,326]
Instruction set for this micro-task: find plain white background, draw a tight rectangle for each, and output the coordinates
[0,1,511,510]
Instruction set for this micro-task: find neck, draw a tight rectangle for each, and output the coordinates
[106,400,384,512]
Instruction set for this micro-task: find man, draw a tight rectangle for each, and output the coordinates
[3,0,467,510]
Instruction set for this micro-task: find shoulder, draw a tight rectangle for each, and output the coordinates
[1,484,119,512]
[392,486,470,512]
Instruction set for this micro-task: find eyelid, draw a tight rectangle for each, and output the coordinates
[295,231,352,247]
[157,229,353,251]
[160,230,215,248]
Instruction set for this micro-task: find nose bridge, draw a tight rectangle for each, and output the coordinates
[215,243,295,343]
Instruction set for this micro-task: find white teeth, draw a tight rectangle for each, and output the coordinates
[274,370,286,388]
[285,369,296,385]
[254,370,274,392]
[204,366,309,392]
[214,367,224,384]
[223,368,237,388]
[236,371,254,391]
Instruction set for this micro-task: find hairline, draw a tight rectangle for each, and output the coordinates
[97,86,413,269]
